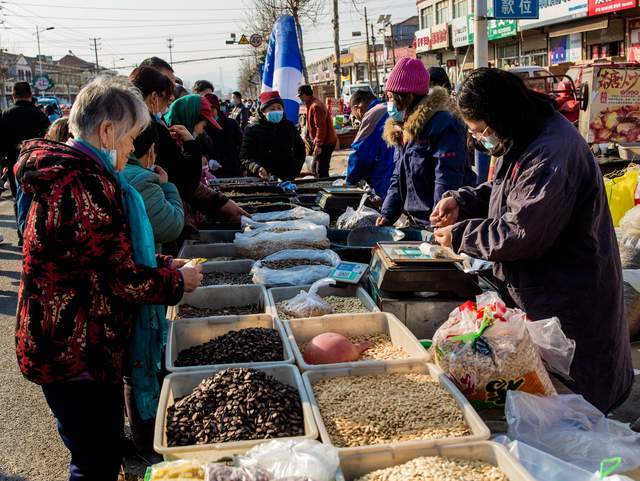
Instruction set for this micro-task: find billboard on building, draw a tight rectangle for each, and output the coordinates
[430,23,450,50]
[588,0,635,16]
[452,16,470,47]
[415,28,432,54]
[519,0,588,29]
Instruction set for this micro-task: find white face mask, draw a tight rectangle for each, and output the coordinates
[103,127,117,169]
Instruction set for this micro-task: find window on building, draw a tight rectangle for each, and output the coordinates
[26,71,32,82]
[420,6,434,28]
[436,1,450,24]
[18,70,24,81]
[356,64,366,82]
[497,43,520,69]
[453,0,468,18]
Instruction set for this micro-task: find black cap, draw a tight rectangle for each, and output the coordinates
[297,84,313,97]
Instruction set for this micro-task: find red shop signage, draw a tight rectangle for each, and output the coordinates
[588,0,636,16]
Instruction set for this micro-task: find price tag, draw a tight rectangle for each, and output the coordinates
[329,262,368,284]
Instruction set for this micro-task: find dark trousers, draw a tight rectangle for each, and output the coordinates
[312,143,336,178]
[42,381,124,481]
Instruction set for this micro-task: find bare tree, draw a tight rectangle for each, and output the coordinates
[245,0,324,83]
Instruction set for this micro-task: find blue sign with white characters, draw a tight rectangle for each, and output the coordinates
[493,0,539,19]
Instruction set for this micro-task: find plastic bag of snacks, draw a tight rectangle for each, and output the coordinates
[234,221,329,259]
[244,207,330,227]
[150,460,205,481]
[336,205,379,229]
[281,279,336,318]
[251,250,340,286]
[431,292,573,409]
[205,465,270,481]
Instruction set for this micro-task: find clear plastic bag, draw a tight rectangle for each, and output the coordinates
[281,279,336,318]
[234,221,329,259]
[205,465,270,481]
[505,391,640,473]
[525,317,575,379]
[237,439,340,481]
[336,205,380,229]
[431,292,561,409]
[244,207,330,227]
[251,249,341,286]
[494,436,635,481]
[150,460,205,481]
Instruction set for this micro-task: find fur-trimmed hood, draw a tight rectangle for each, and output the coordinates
[383,86,451,147]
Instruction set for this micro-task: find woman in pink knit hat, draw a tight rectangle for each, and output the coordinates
[377,57,475,226]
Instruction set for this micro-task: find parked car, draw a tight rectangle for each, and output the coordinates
[342,83,375,107]
[35,96,62,117]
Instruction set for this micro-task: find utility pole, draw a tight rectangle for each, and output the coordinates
[332,0,341,99]
[35,26,54,76]
[390,24,397,66]
[167,38,174,66]
[370,24,380,94]
[90,38,101,75]
[474,0,488,68]
[364,7,372,85]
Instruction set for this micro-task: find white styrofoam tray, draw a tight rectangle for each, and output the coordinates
[283,312,428,371]
[154,364,318,461]
[336,441,535,481]
[166,314,294,372]
[267,284,379,319]
[167,285,268,321]
[302,362,490,456]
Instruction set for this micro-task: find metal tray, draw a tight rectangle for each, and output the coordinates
[154,364,318,461]
[302,363,490,456]
[177,243,243,263]
[267,284,379,319]
[167,284,269,320]
[336,441,535,481]
[210,176,261,186]
[282,312,427,372]
[200,260,255,286]
[166,314,294,372]
[218,184,285,194]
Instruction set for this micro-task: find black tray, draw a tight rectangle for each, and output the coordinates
[218,184,286,194]
[226,194,296,203]
[239,202,298,214]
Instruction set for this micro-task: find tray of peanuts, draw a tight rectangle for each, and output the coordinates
[302,362,490,456]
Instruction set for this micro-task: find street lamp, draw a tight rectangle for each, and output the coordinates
[35,26,55,76]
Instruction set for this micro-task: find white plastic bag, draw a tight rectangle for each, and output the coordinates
[494,436,635,481]
[525,317,575,379]
[251,250,340,286]
[151,460,205,481]
[244,207,330,227]
[282,279,336,318]
[505,391,640,473]
[238,439,340,481]
[336,205,379,229]
[234,221,329,259]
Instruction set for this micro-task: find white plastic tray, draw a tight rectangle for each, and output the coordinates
[201,260,255,286]
[166,314,294,372]
[177,243,244,265]
[154,364,318,461]
[302,363,490,456]
[167,285,268,321]
[267,284,379,319]
[336,441,535,481]
[283,312,428,371]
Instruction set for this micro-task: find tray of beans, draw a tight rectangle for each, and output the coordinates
[201,261,254,287]
[167,285,268,321]
[282,312,427,372]
[177,243,245,265]
[166,314,294,372]
[154,365,318,461]
[268,284,378,320]
[336,441,534,481]
[302,363,490,455]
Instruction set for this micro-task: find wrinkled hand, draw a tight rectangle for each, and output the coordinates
[376,216,391,227]
[154,165,169,184]
[430,196,460,228]
[170,258,190,269]
[434,225,454,247]
[258,167,270,180]
[169,124,194,142]
[218,199,250,223]
[179,265,203,292]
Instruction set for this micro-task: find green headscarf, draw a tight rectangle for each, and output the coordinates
[163,94,202,134]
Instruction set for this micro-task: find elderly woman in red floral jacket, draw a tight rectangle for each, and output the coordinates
[15,76,202,481]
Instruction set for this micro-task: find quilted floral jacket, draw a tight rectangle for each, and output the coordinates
[15,139,184,385]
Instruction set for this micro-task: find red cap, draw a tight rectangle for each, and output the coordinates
[199,95,222,130]
[259,90,284,111]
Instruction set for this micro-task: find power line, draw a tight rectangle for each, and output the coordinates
[2,13,244,23]
[0,1,246,12]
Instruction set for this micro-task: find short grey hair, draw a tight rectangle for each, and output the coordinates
[69,75,149,141]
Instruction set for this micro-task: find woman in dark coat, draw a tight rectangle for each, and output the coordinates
[240,90,306,181]
[432,68,633,414]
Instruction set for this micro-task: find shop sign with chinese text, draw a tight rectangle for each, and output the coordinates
[431,23,450,50]
[452,16,470,47]
[467,11,517,44]
[415,28,432,54]
[494,0,540,18]
[588,0,635,16]
[519,0,588,29]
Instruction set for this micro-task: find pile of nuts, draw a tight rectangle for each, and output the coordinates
[276,296,368,319]
[202,271,253,286]
[354,456,508,481]
[175,327,284,367]
[313,372,470,447]
[262,259,332,270]
[177,304,261,319]
[166,368,304,446]
[349,334,410,361]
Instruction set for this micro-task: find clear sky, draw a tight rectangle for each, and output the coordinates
[0,0,418,93]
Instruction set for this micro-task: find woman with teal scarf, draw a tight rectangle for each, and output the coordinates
[14,76,203,481]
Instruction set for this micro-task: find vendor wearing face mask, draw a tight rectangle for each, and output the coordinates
[377,57,475,227]
[240,90,306,181]
[431,68,633,414]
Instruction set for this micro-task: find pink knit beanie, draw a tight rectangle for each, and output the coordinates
[385,57,430,95]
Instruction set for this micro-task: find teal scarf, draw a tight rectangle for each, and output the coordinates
[73,139,167,421]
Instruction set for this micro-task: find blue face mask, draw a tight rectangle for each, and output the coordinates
[387,101,405,122]
[153,112,162,121]
[266,110,284,123]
